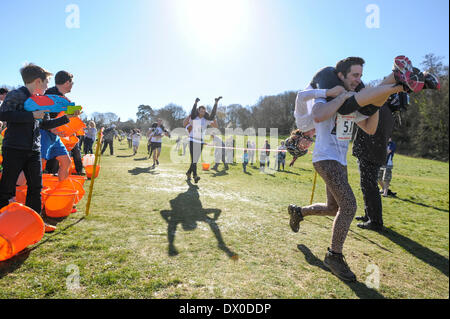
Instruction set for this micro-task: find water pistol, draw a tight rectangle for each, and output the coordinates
[24,95,82,115]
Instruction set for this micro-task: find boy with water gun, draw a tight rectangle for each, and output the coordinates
[40,71,83,180]
[0,64,76,232]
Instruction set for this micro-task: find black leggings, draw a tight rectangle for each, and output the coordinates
[0,148,43,215]
[187,141,204,177]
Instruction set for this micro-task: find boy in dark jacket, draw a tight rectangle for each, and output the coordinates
[0,64,73,232]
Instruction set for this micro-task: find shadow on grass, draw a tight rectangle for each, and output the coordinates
[0,249,30,279]
[128,167,159,176]
[381,228,449,277]
[393,196,449,213]
[276,169,302,176]
[134,157,148,161]
[116,154,134,158]
[160,180,237,259]
[210,169,229,178]
[297,244,385,299]
[0,217,85,279]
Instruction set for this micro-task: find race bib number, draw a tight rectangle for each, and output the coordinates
[336,113,356,141]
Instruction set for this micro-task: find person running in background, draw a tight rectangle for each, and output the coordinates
[277,141,287,171]
[211,133,228,171]
[83,120,97,154]
[101,124,118,155]
[379,137,397,197]
[264,140,271,168]
[132,128,142,155]
[148,119,170,169]
[243,149,249,173]
[225,136,234,164]
[259,149,266,172]
[247,140,255,165]
[127,130,133,149]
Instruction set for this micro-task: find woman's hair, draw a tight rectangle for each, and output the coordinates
[89,121,96,128]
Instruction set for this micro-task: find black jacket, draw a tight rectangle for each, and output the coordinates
[352,104,394,166]
[0,86,69,152]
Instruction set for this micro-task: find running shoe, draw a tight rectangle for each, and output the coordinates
[393,56,424,93]
[423,71,441,90]
[156,160,159,165]
[194,176,201,184]
[323,248,356,282]
[288,204,304,233]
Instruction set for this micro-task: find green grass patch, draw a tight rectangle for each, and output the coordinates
[0,136,448,299]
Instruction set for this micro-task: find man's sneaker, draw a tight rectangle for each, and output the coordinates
[357,221,383,232]
[193,176,201,184]
[423,71,441,90]
[156,160,160,165]
[393,56,424,93]
[323,248,356,282]
[288,204,304,233]
[355,215,369,222]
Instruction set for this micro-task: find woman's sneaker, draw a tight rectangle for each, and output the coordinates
[393,56,424,93]
[323,248,356,282]
[288,204,304,233]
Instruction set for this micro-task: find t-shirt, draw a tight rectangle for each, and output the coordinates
[150,126,164,143]
[189,117,212,143]
[312,97,368,166]
[294,85,327,131]
[132,133,141,144]
[85,127,97,140]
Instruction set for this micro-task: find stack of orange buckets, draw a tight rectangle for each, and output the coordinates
[0,168,90,261]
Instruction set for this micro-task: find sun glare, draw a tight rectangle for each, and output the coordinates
[174,0,251,56]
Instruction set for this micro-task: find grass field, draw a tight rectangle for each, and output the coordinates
[0,136,448,299]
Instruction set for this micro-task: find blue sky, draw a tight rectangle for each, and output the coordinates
[1,0,449,121]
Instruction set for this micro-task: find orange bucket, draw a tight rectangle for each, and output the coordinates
[85,165,100,179]
[53,116,86,137]
[0,202,45,261]
[57,179,85,204]
[16,186,52,209]
[61,136,79,152]
[69,158,76,174]
[202,163,210,171]
[42,188,78,218]
[42,175,60,190]
[15,185,28,205]
[69,175,87,187]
